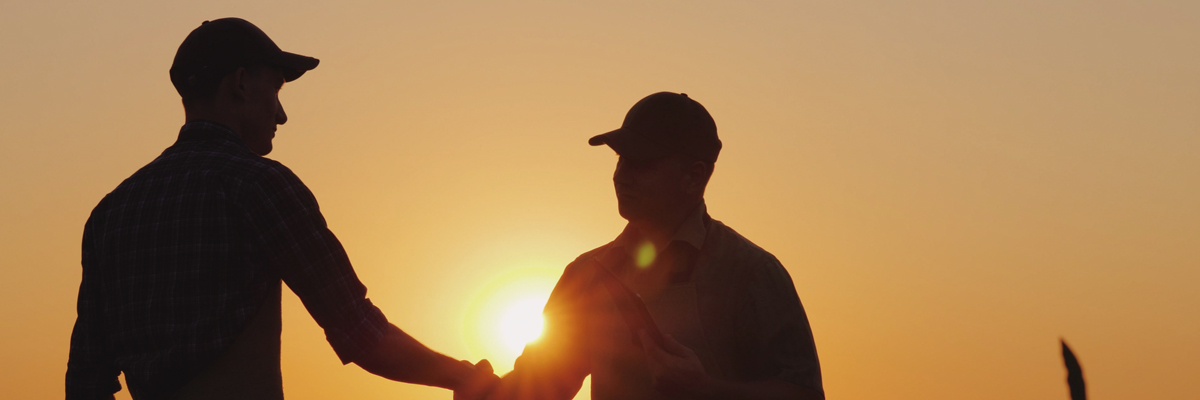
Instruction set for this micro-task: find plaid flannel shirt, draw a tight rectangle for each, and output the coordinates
[66,121,390,400]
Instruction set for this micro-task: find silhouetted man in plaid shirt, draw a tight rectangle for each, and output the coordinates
[66,18,497,400]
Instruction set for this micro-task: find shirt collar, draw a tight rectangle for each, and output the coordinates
[176,120,245,146]
[671,202,709,250]
[614,202,709,251]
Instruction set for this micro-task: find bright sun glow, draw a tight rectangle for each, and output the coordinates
[463,267,562,374]
[498,297,546,353]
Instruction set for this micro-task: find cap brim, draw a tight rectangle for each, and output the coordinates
[589,128,670,161]
[271,51,320,82]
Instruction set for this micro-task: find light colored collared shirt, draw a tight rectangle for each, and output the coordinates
[510,203,824,399]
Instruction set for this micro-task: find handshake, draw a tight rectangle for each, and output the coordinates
[63,14,824,399]
[351,324,505,400]
[441,329,715,400]
[452,359,500,400]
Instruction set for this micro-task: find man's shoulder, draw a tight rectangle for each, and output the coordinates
[705,218,784,269]
[699,218,802,296]
[700,219,808,325]
[164,140,294,179]
[238,155,300,185]
[93,142,303,221]
[553,240,632,291]
[123,142,297,189]
[569,243,611,265]
[562,243,613,276]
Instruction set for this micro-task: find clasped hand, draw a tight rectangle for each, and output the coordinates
[454,359,500,400]
[638,330,710,396]
[453,332,710,400]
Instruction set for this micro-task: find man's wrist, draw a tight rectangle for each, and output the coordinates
[438,357,475,391]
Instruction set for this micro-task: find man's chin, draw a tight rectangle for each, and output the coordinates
[616,204,645,223]
[252,143,273,156]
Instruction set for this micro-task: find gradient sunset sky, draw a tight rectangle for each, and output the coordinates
[1,1,1197,399]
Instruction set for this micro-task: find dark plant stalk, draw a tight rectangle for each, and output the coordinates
[1061,339,1087,400]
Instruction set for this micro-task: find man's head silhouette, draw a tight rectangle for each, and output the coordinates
[590,92,721,226]
[169,18,318,155]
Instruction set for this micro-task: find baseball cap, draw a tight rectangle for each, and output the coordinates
[589,92,722,163]
[169,18,319,99]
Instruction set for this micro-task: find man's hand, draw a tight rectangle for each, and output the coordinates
[639,331,825,400]
[453,359,500,400]
[639,330,710,395]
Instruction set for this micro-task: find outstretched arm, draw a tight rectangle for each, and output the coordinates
[243,165,496,397]
[353,323,497,393]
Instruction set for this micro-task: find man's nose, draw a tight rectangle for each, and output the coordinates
[613,159,633,185]
[276,100,288,125]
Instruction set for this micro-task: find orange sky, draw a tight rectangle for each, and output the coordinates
[1,1,1197,399]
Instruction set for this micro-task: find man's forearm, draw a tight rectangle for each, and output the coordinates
[490,368,587,400]
[353,324,474,390]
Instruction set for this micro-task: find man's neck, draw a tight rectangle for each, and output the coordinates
[185,108,242,136]
[627,200,703,250]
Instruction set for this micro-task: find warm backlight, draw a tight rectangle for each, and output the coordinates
[498,297,546,354]
[463,267,562,373]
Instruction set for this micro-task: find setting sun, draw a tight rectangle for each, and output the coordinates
[3,2,1197,400]
[462,267,563,374]
[498,297,546,354]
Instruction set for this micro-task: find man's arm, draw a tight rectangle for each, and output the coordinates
[66,212,122,400]
[489,343,590,400]
[638,252,825,400]
[242,163,495,394]
[352,323,492,391]
[639,332,823,400]
[488,255,602,400]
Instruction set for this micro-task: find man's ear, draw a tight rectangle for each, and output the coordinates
[684,160,711,196]
[228,67,249,101]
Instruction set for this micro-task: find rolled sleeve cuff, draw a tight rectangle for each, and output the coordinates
[324,299,391,364]
[65,365,122,400]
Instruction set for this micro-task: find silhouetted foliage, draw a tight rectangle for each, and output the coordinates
[1061,339,1086,400]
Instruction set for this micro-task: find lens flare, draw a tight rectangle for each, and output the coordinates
[636,241,656,268]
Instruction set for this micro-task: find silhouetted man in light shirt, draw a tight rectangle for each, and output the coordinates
[492,92,824,399]
[65,18,496,400]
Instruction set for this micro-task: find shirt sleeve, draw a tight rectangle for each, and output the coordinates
[746,257,824,395]
[66,210,123,399]
[502,252,601,400]
[241,162,390,364]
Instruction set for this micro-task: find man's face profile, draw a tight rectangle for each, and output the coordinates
[613,154,693,223]
[237,66,288,156]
